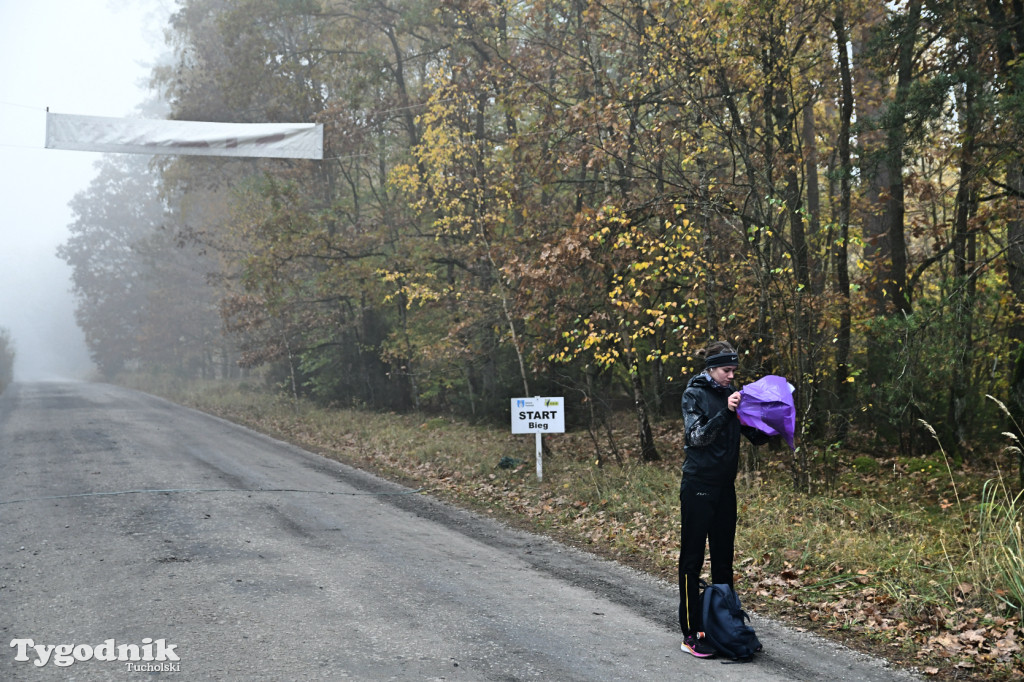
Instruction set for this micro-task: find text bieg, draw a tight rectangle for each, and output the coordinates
[9,638,180,668]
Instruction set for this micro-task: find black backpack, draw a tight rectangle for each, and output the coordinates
[701,582,763,662]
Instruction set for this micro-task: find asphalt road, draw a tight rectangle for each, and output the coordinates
[0,382,919,681]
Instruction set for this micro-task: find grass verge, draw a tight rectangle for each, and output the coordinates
[125,376,1023,680]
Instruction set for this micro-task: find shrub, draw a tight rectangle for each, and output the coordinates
[905,456,943,475]
[0,327,14,393]
[851,456,879,474]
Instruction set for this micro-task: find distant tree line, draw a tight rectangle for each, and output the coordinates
[58,154,227,381]
[59,0,1024,467]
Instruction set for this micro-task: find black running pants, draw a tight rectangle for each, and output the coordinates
[678,480,736,634]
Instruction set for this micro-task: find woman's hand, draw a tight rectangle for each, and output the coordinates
[727,391,741,412]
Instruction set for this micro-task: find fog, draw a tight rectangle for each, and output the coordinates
[0,0,169,380]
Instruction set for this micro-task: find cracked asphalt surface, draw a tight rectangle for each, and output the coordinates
[0,382,919,680]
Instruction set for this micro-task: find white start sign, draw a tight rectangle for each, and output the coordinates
[510,397,565,434]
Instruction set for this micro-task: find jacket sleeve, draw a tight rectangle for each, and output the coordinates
[682,389,733,449]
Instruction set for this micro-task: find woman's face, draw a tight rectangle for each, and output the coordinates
[708,365,737,387]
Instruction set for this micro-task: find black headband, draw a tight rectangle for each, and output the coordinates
[705,352,739,369]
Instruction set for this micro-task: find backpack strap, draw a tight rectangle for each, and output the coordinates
[700,583,722,655]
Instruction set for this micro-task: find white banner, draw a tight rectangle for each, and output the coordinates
[45,112,323,160]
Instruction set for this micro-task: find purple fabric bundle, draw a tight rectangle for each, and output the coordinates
[737,375,796,450]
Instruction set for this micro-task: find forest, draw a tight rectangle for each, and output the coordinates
[57,0,1024,474]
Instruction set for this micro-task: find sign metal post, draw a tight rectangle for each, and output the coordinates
[535,432,543,481]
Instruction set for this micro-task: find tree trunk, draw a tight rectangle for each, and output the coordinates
[986,0,1024,447]
[883,0,921,317]
[855,2,916,408]
[621,332,659,461]
[947,37,981,457]
[831,7,854,441]
[632,369,659,462]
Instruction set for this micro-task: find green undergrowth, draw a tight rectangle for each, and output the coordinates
[123,376,1023,680]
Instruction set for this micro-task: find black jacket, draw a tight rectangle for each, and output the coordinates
[681,372,768,486]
